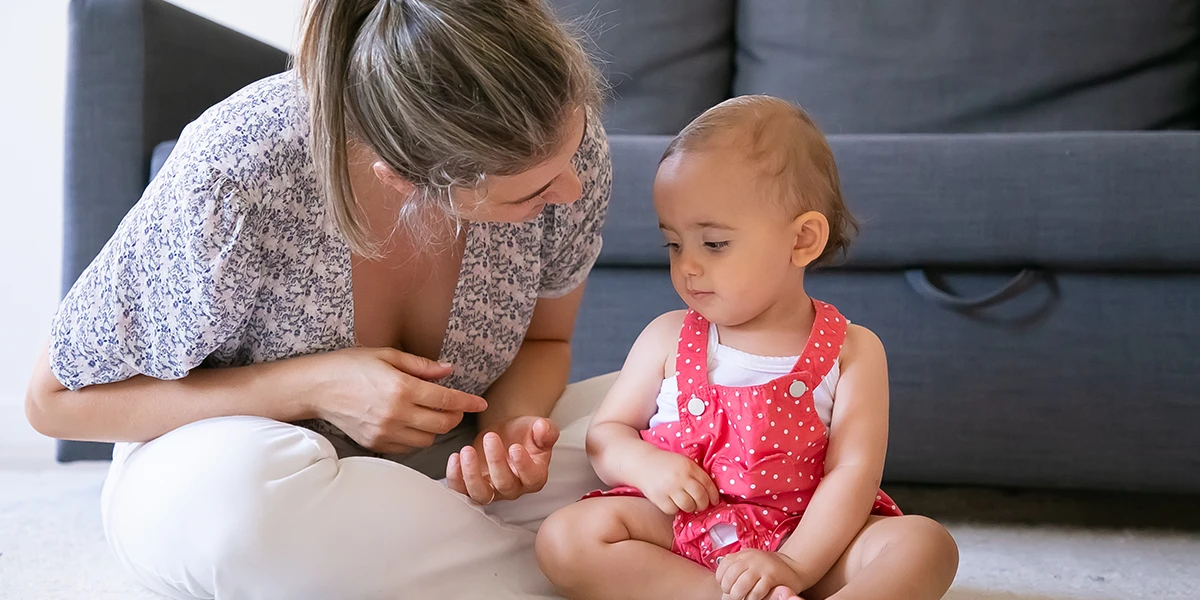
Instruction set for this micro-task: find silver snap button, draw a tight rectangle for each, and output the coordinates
[687,396,706,416]
[789,381,808,398]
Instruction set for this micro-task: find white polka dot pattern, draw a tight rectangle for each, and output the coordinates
[584,299,902,569]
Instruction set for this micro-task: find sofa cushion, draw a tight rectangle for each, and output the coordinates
[734,0,1200,133]
[150,140,177,182]
[548,0,735,135]
[600,132,1200,270]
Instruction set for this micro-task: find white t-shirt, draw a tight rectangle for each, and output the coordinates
[649,322,839,430]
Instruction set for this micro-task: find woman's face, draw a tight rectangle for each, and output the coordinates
[455,109,589,223]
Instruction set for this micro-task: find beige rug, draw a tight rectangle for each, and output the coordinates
[2,463,1200,600]
[2,464,1198,600]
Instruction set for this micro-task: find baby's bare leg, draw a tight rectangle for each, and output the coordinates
[801,515,959,600]
[536,497,722,600]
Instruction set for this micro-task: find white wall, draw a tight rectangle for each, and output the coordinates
[0,1,302,464]
[166,0,304,53]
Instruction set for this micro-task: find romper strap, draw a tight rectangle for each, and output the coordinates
[674,310,711,396]
[790,300,848,381]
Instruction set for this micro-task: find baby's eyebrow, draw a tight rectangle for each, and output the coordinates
[658,222,736,231]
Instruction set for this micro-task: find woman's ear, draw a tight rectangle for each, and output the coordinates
[791,211,830,268]
[371,160,416,198]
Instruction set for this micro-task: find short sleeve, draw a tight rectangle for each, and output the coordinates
[49,134,265,390]
[539,111,612,298]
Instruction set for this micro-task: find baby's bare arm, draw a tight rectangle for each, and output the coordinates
[776,324,891,588]
[586,311,686,488]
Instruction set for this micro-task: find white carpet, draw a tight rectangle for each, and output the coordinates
[1,464,1198,600]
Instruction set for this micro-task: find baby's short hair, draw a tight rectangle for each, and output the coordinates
[661,95,857,265]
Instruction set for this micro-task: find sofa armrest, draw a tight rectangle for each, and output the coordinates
[59,0,288,462]
[64,0,288,294]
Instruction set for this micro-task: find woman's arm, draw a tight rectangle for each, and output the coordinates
[26,341,311,442]
[444,285,587,502]
[26,342,486,450]
[775,325,891,588]
[475,285,586,432]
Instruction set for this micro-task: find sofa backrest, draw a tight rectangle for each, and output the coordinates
[548,0,735,135]
[556,0,1200,134]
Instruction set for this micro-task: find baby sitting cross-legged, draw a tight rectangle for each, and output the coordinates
[536,96,960,600]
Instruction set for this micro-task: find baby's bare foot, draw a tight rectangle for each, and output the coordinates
[769,584,804,600]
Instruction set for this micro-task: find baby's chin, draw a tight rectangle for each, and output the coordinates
[682,299,737,327]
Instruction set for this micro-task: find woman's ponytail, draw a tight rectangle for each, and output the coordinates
[294,0,379,255]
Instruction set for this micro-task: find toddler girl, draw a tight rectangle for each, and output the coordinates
[537,96,959,600]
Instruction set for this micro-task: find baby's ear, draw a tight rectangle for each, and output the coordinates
[790,211,830,268]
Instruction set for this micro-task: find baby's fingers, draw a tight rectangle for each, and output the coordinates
[651,495,681,516]
[684,478,714,512]
[704,472,721,506]
[729,570,759,600]
[669,488,698,513]
[747,577,775,600]
[689,462,721,506]
[719,555,746,593]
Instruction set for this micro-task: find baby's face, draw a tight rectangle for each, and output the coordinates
[654,150,804,327]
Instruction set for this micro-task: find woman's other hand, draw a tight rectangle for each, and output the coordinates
[445,416,560,504]
[304,347,487,454]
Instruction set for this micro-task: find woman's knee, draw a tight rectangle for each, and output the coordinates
[104,417,337,593]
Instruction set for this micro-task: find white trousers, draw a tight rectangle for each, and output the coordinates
[100,374,615,600]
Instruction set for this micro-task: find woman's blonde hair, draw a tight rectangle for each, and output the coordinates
[295,0,601,255]
[661,95,858,266]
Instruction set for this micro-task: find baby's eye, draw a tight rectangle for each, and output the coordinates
[704,241,730,250]
[662,242,681,252]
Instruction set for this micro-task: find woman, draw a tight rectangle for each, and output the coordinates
[25,0,610,597]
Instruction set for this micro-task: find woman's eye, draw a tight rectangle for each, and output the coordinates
[704,241,729,250]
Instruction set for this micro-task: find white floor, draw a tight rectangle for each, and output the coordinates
[0,401,56,470]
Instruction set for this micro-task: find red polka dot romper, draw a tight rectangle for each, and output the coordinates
[585,300,902,570]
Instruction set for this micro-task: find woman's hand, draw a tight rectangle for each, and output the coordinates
[445,416,560,504]
[304,347,488,454]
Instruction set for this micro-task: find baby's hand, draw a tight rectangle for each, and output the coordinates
[632,448,720,515]
[716,549,807,600]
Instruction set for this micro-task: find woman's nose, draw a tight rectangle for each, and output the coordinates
[543,167,583,206]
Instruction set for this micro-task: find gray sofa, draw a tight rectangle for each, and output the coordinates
[61,0,1200,494]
